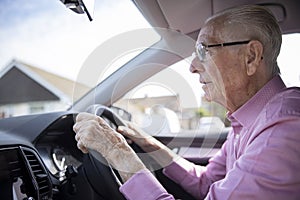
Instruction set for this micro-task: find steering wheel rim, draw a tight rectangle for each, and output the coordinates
[83,104,144,199]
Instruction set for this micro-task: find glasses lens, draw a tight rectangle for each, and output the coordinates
[196,43,206,61]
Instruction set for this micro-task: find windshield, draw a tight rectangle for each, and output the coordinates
[0,0,299,119]
[0,0,158,118]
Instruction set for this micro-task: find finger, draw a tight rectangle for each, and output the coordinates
[126,138,133,144]
[127,122,151,140]
[73,123,80,133]
[74,116,101,135]
[74,120,99,142]
[126,122,141,133]
[74,131,81,141]
[73,121,90,134]
[76,112,97,123]
[115,125,132,143]
[97,116,110,128]
[118,126,135,137]
[77,140,88,154]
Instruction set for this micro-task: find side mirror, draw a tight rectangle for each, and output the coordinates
[60,0,95,21]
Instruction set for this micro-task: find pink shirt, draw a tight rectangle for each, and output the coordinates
[120,76,300,199]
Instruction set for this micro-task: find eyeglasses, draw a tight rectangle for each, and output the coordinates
[195,40,250,62]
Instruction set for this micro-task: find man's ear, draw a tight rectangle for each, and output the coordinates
[245,40,263,76]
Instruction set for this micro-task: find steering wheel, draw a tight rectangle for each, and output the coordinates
[82,104,146,200]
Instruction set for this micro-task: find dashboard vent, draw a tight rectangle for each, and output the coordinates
[0,147,36,199]
[8,153,23,178]
[21,147,52,199]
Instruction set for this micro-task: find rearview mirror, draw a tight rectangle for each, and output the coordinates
[60,0,95,21]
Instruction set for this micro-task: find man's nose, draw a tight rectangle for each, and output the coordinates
[189,54,205,73]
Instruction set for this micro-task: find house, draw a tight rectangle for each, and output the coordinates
[0,59,90,118]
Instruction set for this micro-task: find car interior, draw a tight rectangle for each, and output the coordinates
[0,0,299,200]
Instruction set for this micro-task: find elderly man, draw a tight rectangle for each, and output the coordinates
[73,5,300,200]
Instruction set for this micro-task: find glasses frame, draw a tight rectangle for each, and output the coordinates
[195,40,250,62]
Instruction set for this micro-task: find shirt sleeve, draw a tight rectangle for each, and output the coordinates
[119,135,229,200]
[163,141,228,199]
[119,169,175,200]
[119,140,228,200]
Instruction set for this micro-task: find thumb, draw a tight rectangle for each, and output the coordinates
[118,126,135,137]
[117,126,136,144]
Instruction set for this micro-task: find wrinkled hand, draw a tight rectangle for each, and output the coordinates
[118,122,178,167]
[73,112,146,181]
[118,122,155,152]
[73,112,125,156]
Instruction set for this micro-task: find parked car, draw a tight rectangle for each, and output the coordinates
[0,0,299,200]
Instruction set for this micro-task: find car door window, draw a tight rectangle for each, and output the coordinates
[113,56,228,136]
[113,33,300,136]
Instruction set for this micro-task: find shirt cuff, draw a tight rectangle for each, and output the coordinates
[163,157,196,184]
[119,169,174,200]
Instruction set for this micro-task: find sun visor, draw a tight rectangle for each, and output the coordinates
[213,0,300,34]
[157,0,212,34]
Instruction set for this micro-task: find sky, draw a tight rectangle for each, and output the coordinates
[277,33,300,86]
[0,0,153,83]
[0,0,299,91]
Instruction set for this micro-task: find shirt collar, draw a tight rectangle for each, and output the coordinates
[229,75,286,129]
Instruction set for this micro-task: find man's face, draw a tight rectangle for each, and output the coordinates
[191,24,249,109]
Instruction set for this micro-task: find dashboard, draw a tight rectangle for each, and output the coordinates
[0,111,84,200]
[0,108,222,200]
[35,114,83,180]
